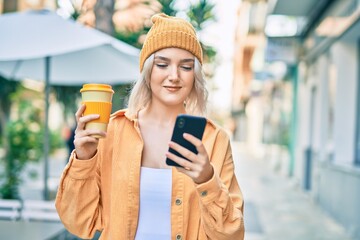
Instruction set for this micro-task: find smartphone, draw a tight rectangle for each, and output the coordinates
[166,114,207,167]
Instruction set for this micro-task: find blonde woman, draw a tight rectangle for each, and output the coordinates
[56,13,245,240]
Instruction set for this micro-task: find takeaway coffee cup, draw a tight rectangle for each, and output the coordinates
[80,83,114,138]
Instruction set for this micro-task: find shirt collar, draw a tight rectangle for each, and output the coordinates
[111,108,217,128]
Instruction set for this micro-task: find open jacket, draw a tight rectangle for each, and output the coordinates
[55,109,245,239]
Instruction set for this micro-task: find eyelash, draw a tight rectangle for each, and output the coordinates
[182,66,193,71]
[155,64,193,71]
[156,64,167,68]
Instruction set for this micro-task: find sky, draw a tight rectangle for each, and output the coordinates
[203,1,241,112]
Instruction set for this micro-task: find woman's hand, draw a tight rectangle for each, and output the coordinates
[165,133,214,184]
[73,104,106,160]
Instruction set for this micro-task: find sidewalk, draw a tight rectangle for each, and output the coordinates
[232,142,354,240]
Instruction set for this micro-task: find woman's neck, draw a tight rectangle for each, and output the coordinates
[139,103,186,127]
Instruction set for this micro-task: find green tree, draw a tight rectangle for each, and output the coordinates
[0,77,20,176]
[158,0,177,16]
[187,0,216,31]
[52,86,81,124]
[0,77,19,145]
[0,86,62,199]
[112,84,132,110]
[187,0,217,63]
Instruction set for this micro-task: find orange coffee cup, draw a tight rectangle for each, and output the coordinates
[80,83,114,138]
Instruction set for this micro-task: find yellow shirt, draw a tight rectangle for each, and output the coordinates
[55,109,245,240]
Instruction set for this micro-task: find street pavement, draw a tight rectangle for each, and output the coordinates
[232,142,354,240]
[14,143,355,240]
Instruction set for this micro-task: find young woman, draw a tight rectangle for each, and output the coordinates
[56,13,245,240]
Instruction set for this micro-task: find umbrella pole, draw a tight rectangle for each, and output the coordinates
[44,56,50,200]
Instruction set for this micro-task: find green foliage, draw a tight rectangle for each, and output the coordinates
[0,76,20,198]
[52,86,81,123]
[65,0,81,21]
[187,0,216,31]
[0,76,20,135]
[115,30,147,49]
[0,99,43,199]
[7,119,43,163]
[70,10,81,21]
[1,119,43,199]
[50,128,65,150]
[187,0,217,64]
[112,84,132,111]
[158,0,177,16]
[0,76,19,98]
[0,88,62,199]
[201,42,217,63]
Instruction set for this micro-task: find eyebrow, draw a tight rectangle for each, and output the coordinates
[154,56,195,63]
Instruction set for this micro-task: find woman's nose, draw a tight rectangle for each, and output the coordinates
[168,66,179,81]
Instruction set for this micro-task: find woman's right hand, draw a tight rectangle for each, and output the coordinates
[73,104,106,160]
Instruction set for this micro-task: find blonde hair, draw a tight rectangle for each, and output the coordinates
[127,54,208,116]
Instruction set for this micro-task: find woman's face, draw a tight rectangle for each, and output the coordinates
[149,48,195,108]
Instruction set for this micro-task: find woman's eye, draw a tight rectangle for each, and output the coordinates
[156,63,167,68]
[181,66,193,71]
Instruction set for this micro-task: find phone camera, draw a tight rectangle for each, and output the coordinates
[177,118,185,128]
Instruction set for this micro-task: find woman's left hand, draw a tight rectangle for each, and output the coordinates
[166,133,214,184]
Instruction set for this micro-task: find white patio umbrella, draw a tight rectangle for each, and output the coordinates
[0,9,140,199]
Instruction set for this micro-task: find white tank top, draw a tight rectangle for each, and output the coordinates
[135,167,172,240]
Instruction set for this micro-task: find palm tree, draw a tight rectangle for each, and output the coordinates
[187,0,215,31]
[187,0,217,64]
[157,0,176,16]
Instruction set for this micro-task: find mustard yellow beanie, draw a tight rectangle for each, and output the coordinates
[139,13,203,72]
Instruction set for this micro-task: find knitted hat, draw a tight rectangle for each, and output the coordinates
[139,13,203,71]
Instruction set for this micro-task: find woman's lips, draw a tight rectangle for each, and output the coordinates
[164,86,182,92]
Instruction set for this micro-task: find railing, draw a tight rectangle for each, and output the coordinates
[0,199,22,221]
[0,199,60,222]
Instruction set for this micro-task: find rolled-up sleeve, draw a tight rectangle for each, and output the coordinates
[55,150,103,239]
[197,130,245,239]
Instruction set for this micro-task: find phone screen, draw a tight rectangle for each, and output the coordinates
[166,114,207,167]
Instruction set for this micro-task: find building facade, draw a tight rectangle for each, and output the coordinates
[295,0,360,238]
[233,0,360,238]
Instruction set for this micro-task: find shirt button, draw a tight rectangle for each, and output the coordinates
[175,198,182,205]
[176,234,182,240]
[200,190,208,197]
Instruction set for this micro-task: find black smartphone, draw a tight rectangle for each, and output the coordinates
[166,114,207,167]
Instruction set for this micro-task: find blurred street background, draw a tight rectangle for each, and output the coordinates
[0,0,359,239]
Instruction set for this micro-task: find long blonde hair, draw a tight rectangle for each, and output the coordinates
[127,53,208,116]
